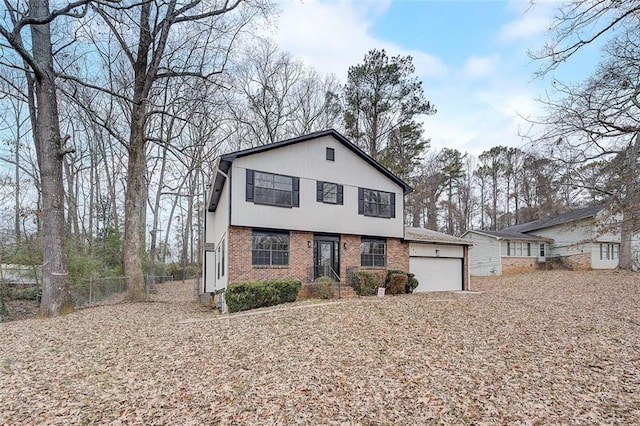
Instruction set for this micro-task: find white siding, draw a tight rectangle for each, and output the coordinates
[532,219,595,258]
[204,172,230,292]
[464,232,502,276]
[409,243,463,258]
[229,135,404,238]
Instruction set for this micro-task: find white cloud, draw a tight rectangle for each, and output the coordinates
[271,0,447,79]
[463,55,498,79]
[265,0,547,155]
[499,1,556,42]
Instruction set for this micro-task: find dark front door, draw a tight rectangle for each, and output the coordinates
[313,235,340,281]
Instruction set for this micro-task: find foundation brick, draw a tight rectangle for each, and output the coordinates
[502,257,540,275]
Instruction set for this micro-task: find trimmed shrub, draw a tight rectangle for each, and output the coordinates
[383,269,419,294]
[307,277,334,299]
[353,270,385,296]
[406,273,419,293]
[276,279,302,303]
[225,279,302,313]
[388,273,408,295]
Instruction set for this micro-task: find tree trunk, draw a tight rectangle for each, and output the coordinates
[618,210,635,270]
[618,134,640,270]
[123,101,147,301]
[30,0,74,316]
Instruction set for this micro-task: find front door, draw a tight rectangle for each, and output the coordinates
[313,235,340,281]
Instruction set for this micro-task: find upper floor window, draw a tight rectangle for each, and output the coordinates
[358,188,395,218]
[252,230,289,266]
[361,238,387,267]
[326,147,335,161]
[246,169,299,208]
[317,181,344,204]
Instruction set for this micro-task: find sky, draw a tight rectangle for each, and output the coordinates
[265,0,603,156]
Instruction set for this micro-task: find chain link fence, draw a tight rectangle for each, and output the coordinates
[71,276,127,307]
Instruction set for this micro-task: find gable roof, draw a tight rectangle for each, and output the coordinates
[462,229,552,242]
[503,205,604,233]
[208,129,412,212]
[404,227,473,246]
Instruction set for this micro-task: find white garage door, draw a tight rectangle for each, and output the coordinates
[410,257,462,292]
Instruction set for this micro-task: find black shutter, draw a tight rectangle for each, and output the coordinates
[390,192,396,218]
[358,188,364,215]
[337,185,344,205]
[246,169,254,202]
[317,181,323,202]
[292,177,300,207]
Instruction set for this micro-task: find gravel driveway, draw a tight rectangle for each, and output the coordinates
[1,270,639,424]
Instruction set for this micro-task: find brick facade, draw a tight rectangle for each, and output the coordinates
[502,257,539,275]
[227,226,410,285]
[228,226,313,283]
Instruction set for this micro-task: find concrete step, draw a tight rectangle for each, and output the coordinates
[334,285,358,299]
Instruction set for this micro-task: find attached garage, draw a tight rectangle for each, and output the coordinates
[410,257,462,292]
[404,227,472,292]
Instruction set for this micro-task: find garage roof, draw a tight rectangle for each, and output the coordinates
[404,227,473,246]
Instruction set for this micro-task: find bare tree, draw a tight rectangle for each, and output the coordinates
[225,39,341,149]
[530,25,640,269]
[0,0,101,315]
[531,0,640,76]
[88,0,269,300]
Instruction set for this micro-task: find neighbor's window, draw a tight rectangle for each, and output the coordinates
[600,243,619,260]
[361,238,386,267]
[252,230,289,266]
[246,169,299,208]
[539,243,546,257]
[359,188,394,218]
[317,181,343,204]
[507,241,532,257]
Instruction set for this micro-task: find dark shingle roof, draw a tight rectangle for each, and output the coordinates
[504,205,604,233]
[208,129,411,212]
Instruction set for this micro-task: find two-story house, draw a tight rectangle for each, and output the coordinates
[203,129,471,301]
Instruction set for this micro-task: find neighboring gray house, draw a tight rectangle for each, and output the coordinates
[203,129,471,302]
[462,205,640,276]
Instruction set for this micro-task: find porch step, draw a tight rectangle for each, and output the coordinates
[335,285,358,299]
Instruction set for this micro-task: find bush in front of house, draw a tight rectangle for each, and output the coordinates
[388,273,408,295]
[225,279,302,313]
[307,276,335,299]
[353,270,385,296]
[384,269,419,294]
[406,273,419,293]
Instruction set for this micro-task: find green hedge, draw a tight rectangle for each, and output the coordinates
[225,279,302,313]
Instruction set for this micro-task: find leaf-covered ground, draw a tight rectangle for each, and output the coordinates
[1,270,639,424]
